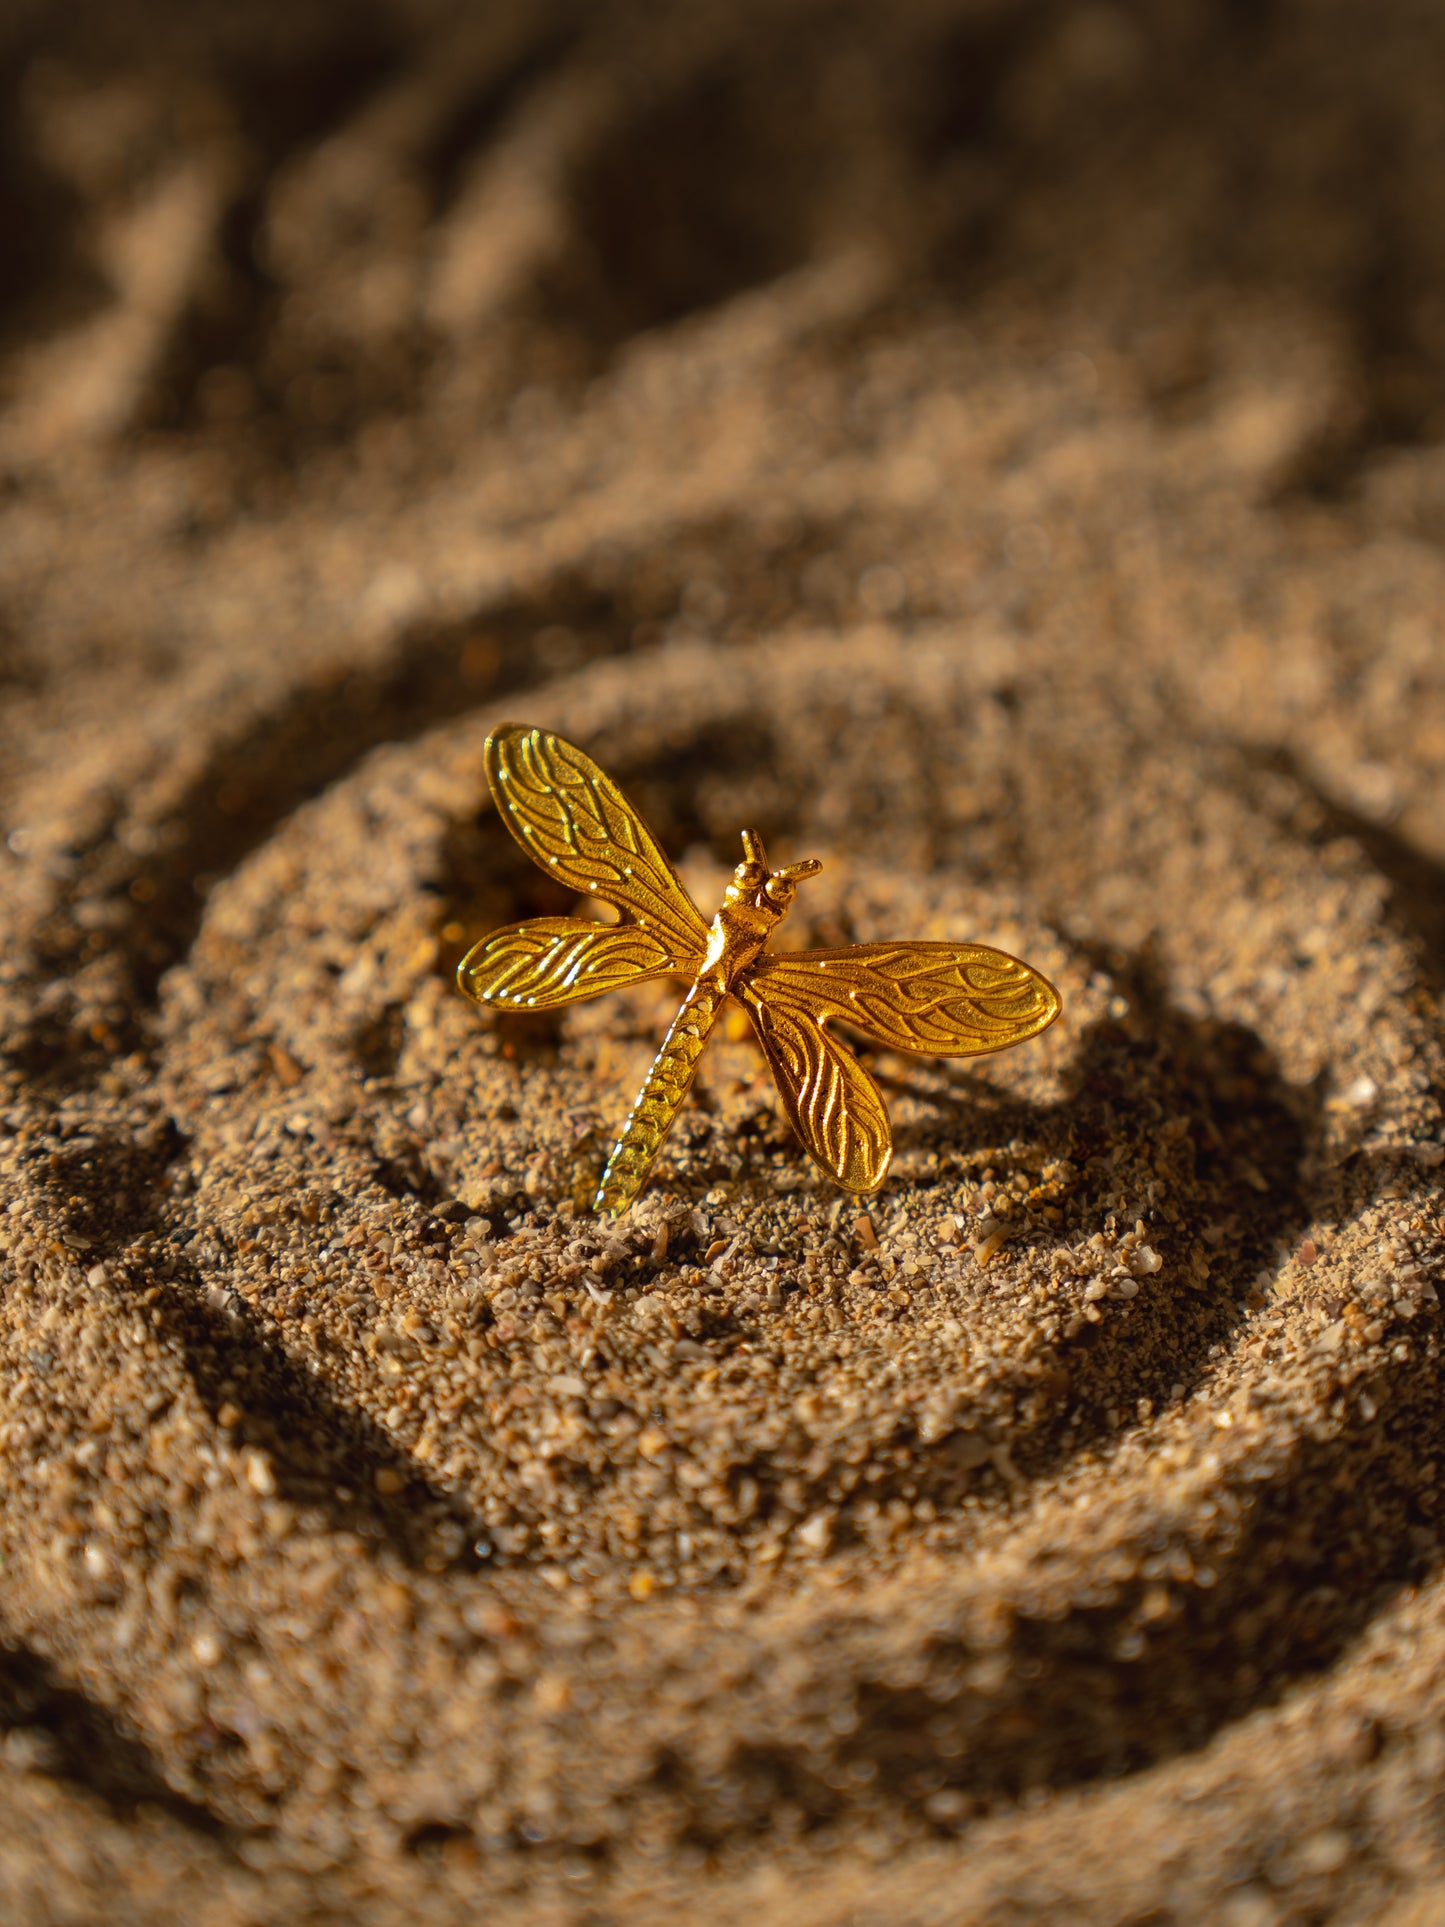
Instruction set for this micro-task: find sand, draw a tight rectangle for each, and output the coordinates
[2,2,1445,1921]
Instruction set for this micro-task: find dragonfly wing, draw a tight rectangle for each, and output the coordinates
[738,978,892,1192]
[459,918,677,1011]
[486,725,709,968]
[745,942,1061,1056]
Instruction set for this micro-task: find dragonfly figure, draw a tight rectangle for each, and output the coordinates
[458,726,1062,1217]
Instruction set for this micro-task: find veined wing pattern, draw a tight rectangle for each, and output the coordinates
[744,942,1061,1056]
[458,917,678,1011]
[737,942,1060,1190]
[737,976,892,1192]
[485,725,709,966]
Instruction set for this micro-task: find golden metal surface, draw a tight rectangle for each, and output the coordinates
[458,725,1063,1215]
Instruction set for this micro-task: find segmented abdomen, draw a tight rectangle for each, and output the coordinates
[593,979,725,1216]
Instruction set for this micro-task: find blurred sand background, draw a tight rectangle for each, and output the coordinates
[3,2,1445,1922]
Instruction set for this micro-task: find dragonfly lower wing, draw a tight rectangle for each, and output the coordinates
[740,982,891,1192]
[458,917,687,1011]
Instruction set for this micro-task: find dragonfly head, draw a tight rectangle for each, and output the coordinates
[726,829,822,920]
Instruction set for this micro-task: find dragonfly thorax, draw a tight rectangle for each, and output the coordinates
[700,830,822,989]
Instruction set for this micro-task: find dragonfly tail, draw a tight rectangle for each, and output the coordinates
[593,979,725,1216]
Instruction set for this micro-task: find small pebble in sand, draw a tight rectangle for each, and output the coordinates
[796,1512,833,1552]
[974,1218,1012,1267]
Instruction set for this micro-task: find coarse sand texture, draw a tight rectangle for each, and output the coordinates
[2,3,1445,1923]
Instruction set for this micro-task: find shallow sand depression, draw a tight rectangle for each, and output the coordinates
[3,3,1445,1922]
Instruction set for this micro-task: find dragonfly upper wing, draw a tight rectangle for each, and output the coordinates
[737,976,892,1192]
[485,725,709,969]
[459,917,677,1011]
[744,942,1061,1056]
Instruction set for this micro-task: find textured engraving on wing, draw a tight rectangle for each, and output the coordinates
[739,981,892,1192]
[458,918,675,1011]
[747,943,1061,1056]
[485,725,709,965]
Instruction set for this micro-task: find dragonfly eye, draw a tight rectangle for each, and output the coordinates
[763,875,796,909]
[732,860,768,892]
